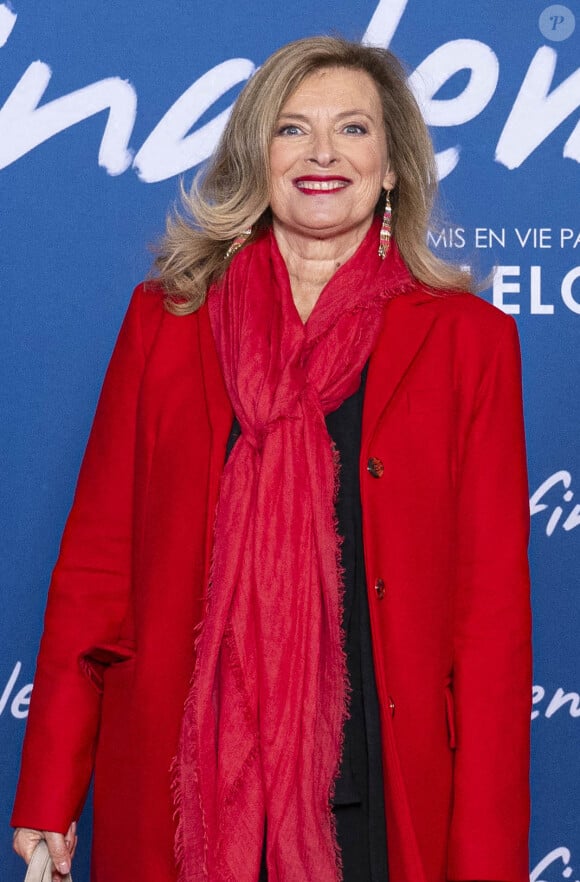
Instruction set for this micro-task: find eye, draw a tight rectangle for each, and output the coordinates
[343,123,368,135]
[276,124,304,136]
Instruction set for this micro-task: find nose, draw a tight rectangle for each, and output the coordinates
[307,129,337,167]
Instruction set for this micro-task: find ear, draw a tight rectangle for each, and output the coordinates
[382,168,397,191]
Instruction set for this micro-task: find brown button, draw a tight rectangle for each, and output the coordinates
[367,456,384,478]
[374,578,385,600]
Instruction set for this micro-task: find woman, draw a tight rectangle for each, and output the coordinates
[12,36,531,882]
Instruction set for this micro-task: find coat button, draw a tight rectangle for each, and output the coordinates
[374,578,385,599]
[388,697,396,717]
[367,456,384,478]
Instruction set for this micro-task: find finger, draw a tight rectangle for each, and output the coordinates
[64,820,78,859]
[44,831,71,876]
[12,827,43,863]
[63,836,78,858]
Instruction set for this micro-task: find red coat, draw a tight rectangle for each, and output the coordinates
[13,279,532,882]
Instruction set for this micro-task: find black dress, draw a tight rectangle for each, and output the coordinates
[226,367,389,882]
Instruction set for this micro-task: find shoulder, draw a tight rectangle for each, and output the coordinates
[406,283,510,325]
[385,283,523,392]
[126,279,210,357]
[431,287,510,324]
[397,283,517,351]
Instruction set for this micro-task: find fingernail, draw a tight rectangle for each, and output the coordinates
[57,861,70,873]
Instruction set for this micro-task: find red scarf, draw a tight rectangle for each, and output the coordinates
[174,219,410,882]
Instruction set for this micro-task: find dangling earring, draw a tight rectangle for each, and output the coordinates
[225,227,252,260]
[378,191,392,259]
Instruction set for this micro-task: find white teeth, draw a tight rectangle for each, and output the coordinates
[296,180,348,191]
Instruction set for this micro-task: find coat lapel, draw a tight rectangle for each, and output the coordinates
[362,289,437,451]
[197,303,233,584]
[197,302,232,441]
[197,286,438,461]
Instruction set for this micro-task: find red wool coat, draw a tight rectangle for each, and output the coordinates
[13,279,532,882]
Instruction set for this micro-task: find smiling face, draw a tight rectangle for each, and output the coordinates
[268,66,397,246]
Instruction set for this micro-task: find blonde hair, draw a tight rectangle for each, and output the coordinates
[155,36,472,314]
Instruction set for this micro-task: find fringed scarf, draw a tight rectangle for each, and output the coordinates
[174,218,410,882]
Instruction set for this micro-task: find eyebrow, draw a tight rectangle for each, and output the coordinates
[276,110,377,122]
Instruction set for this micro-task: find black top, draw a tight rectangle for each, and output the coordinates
[226,366,388,882]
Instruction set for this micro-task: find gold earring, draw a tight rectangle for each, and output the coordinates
[225,227,252,260]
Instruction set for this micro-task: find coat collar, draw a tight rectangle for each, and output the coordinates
[199,285,438,457]
[362,287,437,451]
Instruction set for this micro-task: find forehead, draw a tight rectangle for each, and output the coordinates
[280,67,383,116]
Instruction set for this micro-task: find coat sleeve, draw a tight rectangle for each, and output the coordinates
[448,315,532,882]
[11,283,158,833]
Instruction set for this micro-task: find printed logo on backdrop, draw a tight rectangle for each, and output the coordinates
[429,227,580,316]
[531,846,580,882]
[532,685,580,721]
[0,662,32,720]
[530,471,580,536]
[530,469,579,730]
[0,0,579,183]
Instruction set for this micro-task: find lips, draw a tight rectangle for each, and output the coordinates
[294,176,351,193]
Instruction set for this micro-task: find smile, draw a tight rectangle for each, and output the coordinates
[294,177,350,192]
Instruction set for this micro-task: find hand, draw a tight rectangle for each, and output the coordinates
[13,822,77,881]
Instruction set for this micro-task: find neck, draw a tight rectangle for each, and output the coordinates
[273,220,373,322]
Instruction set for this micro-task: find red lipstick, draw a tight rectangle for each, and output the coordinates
[293,175,351,194]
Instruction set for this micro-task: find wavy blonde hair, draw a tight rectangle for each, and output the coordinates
[155,36,472,314]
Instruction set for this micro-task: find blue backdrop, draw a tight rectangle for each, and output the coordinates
[1,1,578,879]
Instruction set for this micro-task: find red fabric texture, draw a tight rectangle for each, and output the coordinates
[12,278,532,882]
[174,221,410,882]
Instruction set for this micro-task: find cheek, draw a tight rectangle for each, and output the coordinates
[268,174,287,198]
[357,163,388,196]
[267,178,291,218]
[267,156,286,204]
[353,146,388,182]
[268,148,282,187]
[269,142,296,176]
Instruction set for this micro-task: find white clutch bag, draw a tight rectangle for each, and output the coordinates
[25,841,73,882]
